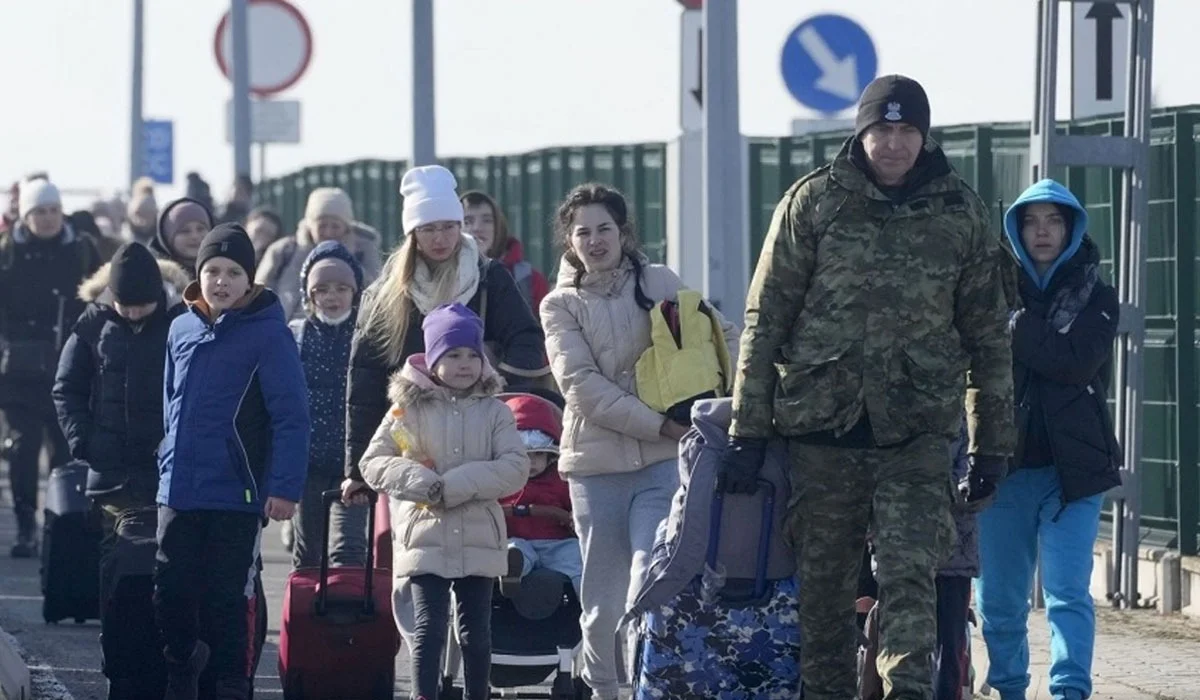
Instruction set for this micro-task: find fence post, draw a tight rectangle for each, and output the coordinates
[1174,111,1198,556]
[973,126,994,209]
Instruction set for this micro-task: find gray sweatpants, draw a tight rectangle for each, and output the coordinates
[292,472,368,569]
[567,459,678,699]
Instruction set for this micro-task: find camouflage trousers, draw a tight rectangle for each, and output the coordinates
[788,434,956,700]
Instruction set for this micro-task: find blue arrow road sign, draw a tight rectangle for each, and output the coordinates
[780,14,878,114]
[141,119,174,185]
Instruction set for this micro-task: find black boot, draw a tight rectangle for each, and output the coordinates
[500,548,524,599]
[10,506,37,558]
[164,640,210,700]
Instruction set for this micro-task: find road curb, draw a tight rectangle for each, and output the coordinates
[0,625,74,700]
[0,626,31,700]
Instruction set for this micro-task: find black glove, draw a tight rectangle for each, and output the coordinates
[959,455,1006,513]
[718,437,768,495]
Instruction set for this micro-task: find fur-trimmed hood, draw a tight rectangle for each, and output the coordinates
[77,257,191,305]
[387,353,504,408]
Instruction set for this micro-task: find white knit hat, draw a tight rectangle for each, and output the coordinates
[19,178,62,219]
[400,165,464,234]
[304,187,354,227]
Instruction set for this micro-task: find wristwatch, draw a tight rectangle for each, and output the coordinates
[513,504,531,517]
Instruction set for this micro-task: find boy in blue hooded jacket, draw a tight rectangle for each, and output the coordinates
[974,179,1121,700]
[154,223,310,700]
[287,240,368,570]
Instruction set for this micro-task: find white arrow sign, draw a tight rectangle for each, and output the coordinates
[797,25,860,102]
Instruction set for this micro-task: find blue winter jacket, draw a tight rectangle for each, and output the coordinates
[157,284,311,512]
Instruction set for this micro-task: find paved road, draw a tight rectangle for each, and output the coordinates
[0,478,423,699]
[5,472,1200,700]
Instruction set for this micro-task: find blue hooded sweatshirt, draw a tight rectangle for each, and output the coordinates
[289,241,364,475]
[1003,179,1089,289]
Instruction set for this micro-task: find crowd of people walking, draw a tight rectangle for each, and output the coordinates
[0,73,1122,700]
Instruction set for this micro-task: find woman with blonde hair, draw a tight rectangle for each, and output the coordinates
[342,165,549,500]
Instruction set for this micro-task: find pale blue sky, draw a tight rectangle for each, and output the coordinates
[2,0,1195,206]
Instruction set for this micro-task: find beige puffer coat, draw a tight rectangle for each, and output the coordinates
[541,255,740,477]
[359,355,529,580]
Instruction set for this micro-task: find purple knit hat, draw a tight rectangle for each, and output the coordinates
[423,302,485,370]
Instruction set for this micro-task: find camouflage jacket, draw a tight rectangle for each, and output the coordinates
[729,139,1016,457]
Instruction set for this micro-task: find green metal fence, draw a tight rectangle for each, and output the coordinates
[256,144,669,277]
[257,105,1200,551]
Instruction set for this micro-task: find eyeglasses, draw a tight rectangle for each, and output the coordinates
[414,222,461,236]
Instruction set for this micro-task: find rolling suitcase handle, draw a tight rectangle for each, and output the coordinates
[706,479,775,601]
[317,488,378,617]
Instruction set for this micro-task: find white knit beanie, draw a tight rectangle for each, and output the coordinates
[400,165,464,234]
[19,178,62,219]
[304,187,354,227]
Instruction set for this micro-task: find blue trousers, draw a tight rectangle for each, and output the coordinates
[509,536,583,595]
[975,467,1103,700]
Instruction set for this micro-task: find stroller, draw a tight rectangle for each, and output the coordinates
[439,569,586,699]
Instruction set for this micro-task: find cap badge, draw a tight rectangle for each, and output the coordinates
[884,102,902,121]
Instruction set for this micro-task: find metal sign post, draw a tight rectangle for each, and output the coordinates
[1031,0,1155,609]
[700,0,745,319]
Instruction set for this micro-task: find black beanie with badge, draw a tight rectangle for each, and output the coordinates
[195,223,257,280]
[109,242,163,305]
[855,74,931,141]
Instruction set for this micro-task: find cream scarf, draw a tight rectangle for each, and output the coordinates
[408,234,482,314]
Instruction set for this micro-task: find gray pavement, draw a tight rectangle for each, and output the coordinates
[4,473,1200,700]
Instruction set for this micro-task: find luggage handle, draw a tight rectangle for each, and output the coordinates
[706,479,775,600]
[317,488,378,617]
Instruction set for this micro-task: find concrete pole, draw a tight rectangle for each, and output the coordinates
[129,0,144,186]
[230,0,253,179]
[411,0,436,167]
[701,0,746,319]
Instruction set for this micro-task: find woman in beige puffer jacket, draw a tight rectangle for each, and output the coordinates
[359,314,528,700]
[541,184,739,700]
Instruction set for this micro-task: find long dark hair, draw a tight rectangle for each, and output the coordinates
[553,183,653,311]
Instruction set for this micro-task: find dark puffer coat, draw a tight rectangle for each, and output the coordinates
[289,241,364,476]
[0,223,100,412]
[52,258,191,499]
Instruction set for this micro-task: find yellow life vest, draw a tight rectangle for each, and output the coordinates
[635,289,732,417]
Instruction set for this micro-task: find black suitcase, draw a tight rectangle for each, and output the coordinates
[41,462,102,624]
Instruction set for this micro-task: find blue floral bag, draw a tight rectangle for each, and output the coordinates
[634,483,802,699]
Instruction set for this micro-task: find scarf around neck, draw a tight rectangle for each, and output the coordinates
[408,234,482,315]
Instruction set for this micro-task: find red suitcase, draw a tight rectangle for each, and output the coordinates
[279,489,400,700]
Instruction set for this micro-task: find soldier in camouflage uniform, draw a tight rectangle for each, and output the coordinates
[719,75,1017,700]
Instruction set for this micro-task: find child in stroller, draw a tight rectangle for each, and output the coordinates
[439,391,588,699]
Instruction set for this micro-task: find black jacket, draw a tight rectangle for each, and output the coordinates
[344,258,548,481]
[0,223,100,411]
[1012,238,1122,503]
[52,259,191,501]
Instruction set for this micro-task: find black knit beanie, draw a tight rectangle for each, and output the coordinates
[855,74,931,140]
[109,242,163,305]
[196,223,256,280]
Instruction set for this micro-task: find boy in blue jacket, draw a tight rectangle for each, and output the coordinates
[154,223,310,700]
